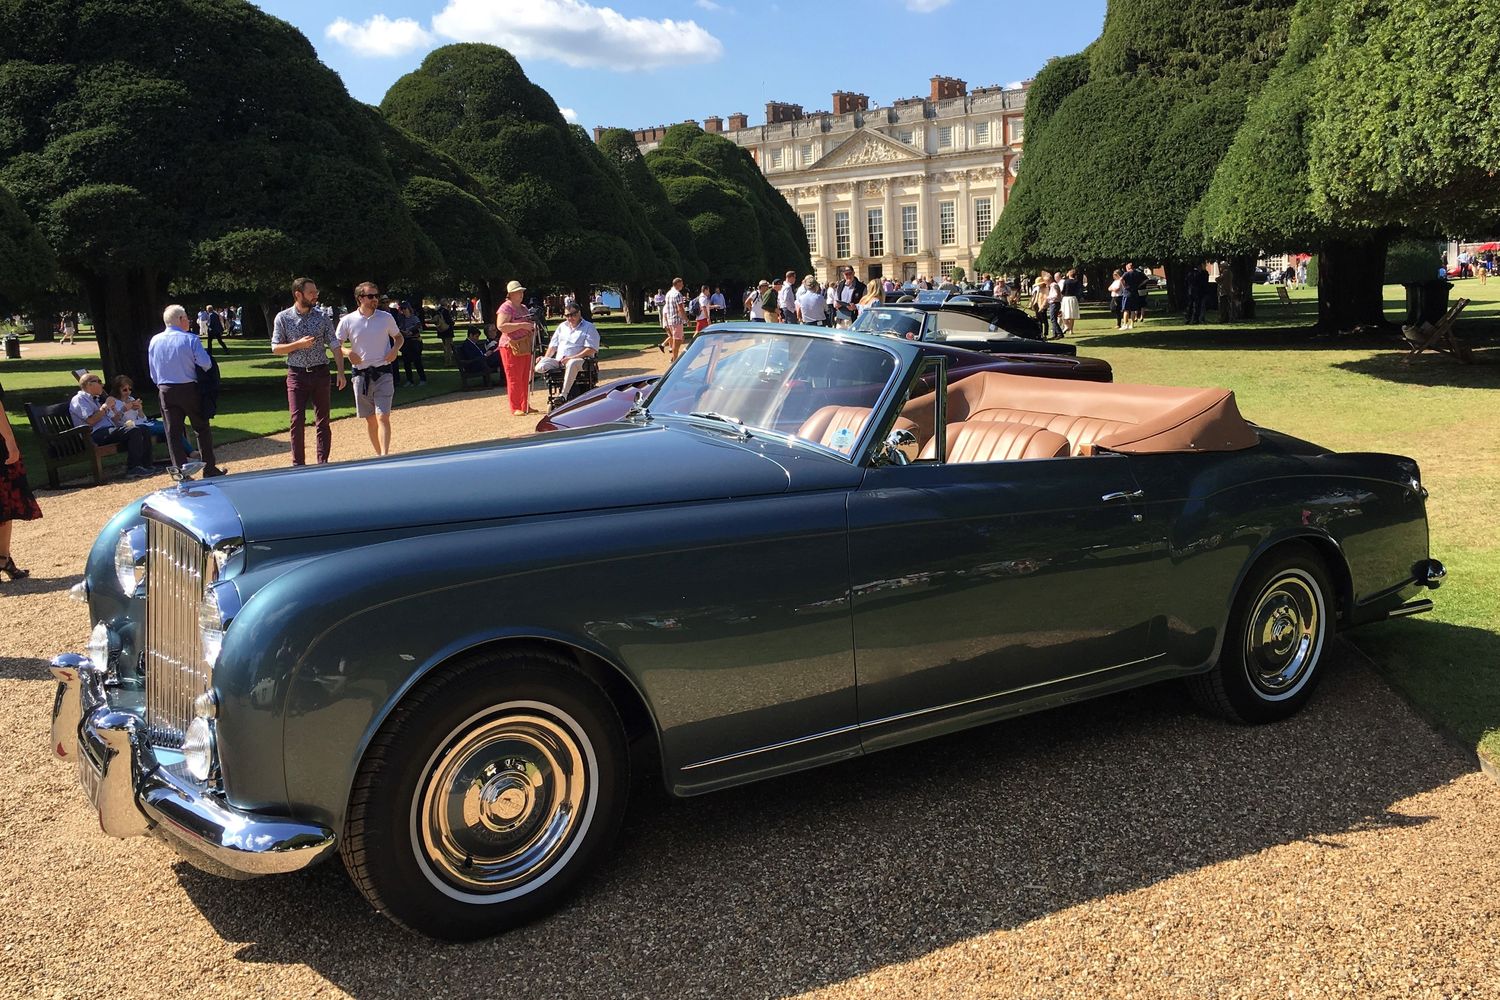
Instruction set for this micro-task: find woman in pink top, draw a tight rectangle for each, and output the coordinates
[496,280,537,415]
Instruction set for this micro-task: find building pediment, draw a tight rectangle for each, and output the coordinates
[811,129,923,170]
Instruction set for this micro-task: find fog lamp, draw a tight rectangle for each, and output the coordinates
[183,716,216,783]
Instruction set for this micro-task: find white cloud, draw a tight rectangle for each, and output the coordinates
[694,0,726,10]
[903,0,952,11]
[559,107,579,122]
[325,14,434,57]
[431,0,724,71]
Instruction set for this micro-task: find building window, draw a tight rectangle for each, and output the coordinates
[939,201,956,246]
[867,208,884,258]
[974,197,993,242]
[769,148,783,169]
[835,210,851,259]
[800,142,814,165]
[1008,118,1025,144]
[974,121,990,144]
[938,125,953,148]
[897,128,914,145]
[802,213,817,255]
[902,204,919,255]
[940,260,957,281]
[902,262,918,280]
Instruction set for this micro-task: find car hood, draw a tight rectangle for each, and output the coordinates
[183,422,799,543]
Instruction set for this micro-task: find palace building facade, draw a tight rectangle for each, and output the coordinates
[603,76,1029,287]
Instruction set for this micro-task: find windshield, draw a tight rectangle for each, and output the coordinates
[646,330,899,457]
[852,307,926,341]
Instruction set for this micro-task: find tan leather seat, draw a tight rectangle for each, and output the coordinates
[902,370,1258,457]
[797,406,872,452]
[918,421,1071,463]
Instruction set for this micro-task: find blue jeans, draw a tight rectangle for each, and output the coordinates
[1046,302,1061,338]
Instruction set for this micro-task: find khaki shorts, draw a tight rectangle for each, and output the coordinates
[353,370,395,417]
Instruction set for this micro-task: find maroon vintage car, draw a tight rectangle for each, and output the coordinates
[537,337,1113,432]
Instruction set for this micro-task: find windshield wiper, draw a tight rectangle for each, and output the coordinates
[687,410,750,440]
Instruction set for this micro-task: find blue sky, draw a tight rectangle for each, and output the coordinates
[253,0,1107,131]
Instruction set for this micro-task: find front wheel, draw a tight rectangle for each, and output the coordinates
[341,649,629,940]
[1189,546,1333,724]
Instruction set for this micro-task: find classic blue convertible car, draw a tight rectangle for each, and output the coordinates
[49,325,1443,940]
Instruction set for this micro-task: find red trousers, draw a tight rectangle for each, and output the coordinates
[502,346,532,413]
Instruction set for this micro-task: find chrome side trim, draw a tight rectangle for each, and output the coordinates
[862,652,1167,731]
[680,723,862,771]
[1386,598,1434,619]
[681,651,1168,772]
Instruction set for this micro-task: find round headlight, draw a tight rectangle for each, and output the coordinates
[113,526,146,595]
[183,716,216,783]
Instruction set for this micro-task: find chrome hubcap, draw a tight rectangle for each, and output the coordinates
[1245,574,1322,697]
[416,710,589,895]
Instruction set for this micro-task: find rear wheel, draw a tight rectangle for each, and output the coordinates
[341,648,628,940]
[1189,546,1332,724]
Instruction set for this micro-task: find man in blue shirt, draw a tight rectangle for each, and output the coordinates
[149,304,224,477]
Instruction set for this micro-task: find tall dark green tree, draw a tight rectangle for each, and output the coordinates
[595,127,705,320]
[978,0,1299,318]
[0,0,424,382]
[368,109,542,322]
[0,183,56,313]
[1309,0,1500,232]
[645,123,811,293]
[380,44,656,305]
[1193,0,1392,331]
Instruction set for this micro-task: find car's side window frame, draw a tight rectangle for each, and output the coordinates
[869,354,946,467]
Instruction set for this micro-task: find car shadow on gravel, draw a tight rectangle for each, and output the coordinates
[174,643,1468,1000]
[0,655,53,682]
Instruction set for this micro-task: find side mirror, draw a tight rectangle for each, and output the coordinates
[874,428,920,466]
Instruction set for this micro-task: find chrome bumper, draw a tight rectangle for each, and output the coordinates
[49,653,336,878]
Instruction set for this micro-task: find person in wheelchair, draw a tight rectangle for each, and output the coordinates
[535,304,599,402]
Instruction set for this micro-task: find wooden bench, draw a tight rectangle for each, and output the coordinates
[23,399,125,488]
[457,355,497,390]
[1276,285,1293,307]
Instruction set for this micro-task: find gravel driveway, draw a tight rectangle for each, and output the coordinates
[2,349,1496,999]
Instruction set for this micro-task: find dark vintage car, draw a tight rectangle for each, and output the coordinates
[536,322,1110,432]
[48,325,1443,940]
[859,292,1076,353]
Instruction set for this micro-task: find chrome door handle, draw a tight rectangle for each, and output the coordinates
[1101,490,1145,503]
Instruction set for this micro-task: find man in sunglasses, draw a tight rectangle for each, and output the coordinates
[336,281,403,456]
[533,304,599,405]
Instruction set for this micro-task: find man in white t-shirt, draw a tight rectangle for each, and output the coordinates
[336,281,404,456]
[748,280,770,322]
[535,303,599,401]
[795,277,827,327]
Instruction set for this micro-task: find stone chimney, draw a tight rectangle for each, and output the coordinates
[832,91,869,115]
[764,101,804,124]
[727,112,749,131]
[930,75,967,101]
[705,116,724,133]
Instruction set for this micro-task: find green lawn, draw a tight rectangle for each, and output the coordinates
[3,296,1496,766]
[0,319,665,477]
[1069,281,1500,766]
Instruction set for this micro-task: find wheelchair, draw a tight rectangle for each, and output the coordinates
[542,355,600,410]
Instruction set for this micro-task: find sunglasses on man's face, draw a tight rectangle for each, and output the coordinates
[358,293,380,299]
[566,311,580,317]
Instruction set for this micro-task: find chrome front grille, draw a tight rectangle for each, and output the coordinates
[144,518,211,748]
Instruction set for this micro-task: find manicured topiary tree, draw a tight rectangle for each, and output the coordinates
[644,123,811,301]
[978,0,1299,319]
[0,0,423,382]
[595,128,706,321]
[381,44,656,308]
[1310,0,1500,233]
[0,183,56,314]
[1196,1,1391,331]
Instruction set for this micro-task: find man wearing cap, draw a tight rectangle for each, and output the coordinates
[535,303,599,406]
[497,280,537,415]
[336,281,403,456]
